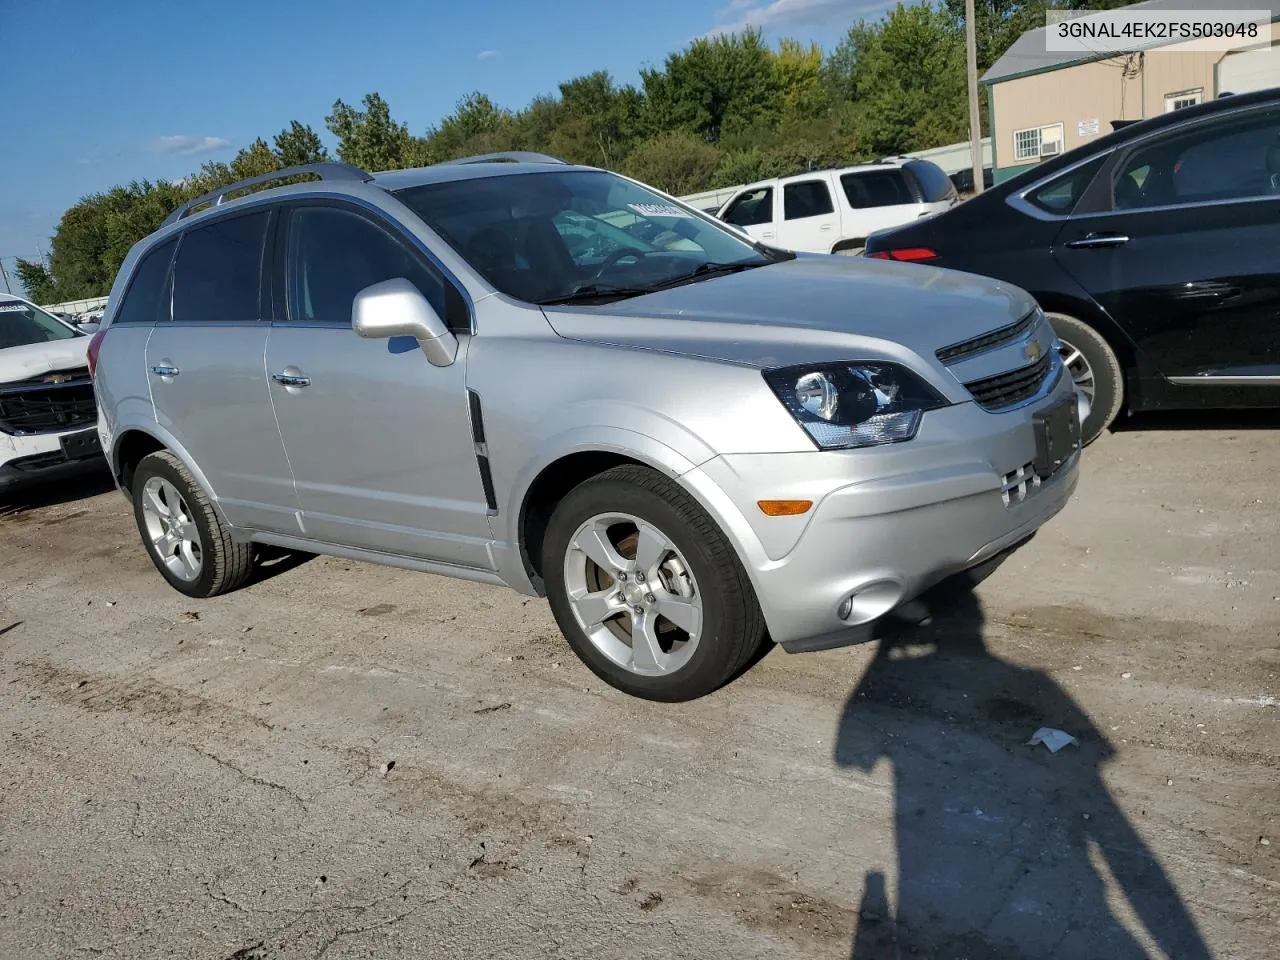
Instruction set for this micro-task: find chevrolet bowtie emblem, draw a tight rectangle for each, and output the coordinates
[44,373,69,384]
[1024,341,1043,362]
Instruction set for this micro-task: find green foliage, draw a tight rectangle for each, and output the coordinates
[622,131,722,196]
[34,0,1036,300]
[15,259,56,303]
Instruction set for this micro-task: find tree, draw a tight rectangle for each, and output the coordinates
[623,132,722,195]
[326,93,421,171]
[273,120,328,166]
[425,92,518,160]
[642,29,782,141]
[15,259,56,303]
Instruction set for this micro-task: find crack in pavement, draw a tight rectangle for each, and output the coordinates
[185,745,308,813]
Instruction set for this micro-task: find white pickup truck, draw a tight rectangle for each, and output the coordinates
[714,158,959,256]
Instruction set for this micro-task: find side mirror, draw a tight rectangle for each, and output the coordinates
[352,277,458,367]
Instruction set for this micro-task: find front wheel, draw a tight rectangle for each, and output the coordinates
[542,465,767,702]
[1046,312,1124,446]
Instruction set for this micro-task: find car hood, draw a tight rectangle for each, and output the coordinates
[540,255,1037,368]
[0,337,89,384]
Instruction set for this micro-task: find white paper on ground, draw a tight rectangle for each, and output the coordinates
[1026,727,1079,753]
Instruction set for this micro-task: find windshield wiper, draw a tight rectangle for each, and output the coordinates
[646,259,771,292]
[536,283,656,306]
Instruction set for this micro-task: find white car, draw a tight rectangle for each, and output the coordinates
[0,294,103,491]
[716,158,960,256]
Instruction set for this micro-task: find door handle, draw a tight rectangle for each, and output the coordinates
[1064,233,1130,249]
[819,223,833,231]
[271,372,311,387]
[150,364,180,377]
[761,231,775,239]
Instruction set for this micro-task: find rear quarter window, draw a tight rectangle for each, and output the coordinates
[840,170,918,209]
[905,160,957,202]
[113,238,178,325]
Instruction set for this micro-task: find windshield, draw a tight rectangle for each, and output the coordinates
[395,170,782,304]
[0,299,78,349]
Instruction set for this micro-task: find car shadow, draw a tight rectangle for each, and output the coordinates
[835,582,1211,959]
[245,544,315,586]
[1114,407,1280,434]
[0,462,116,518]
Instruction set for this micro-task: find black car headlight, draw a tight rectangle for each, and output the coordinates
[763,361,949,449]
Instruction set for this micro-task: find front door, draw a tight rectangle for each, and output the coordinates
[265,201,492,568]
[1053,104,1280,385]
[146,207,299,533]
[774,176,840,253]
[719,186,776,244]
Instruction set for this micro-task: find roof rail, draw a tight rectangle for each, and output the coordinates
[160,161,375,228]
[442,151,569,166]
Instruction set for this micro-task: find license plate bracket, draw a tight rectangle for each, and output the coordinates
[1033,396,1080,478]
[59,427,102,461]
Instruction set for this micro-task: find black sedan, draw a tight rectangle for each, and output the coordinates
[863,87,1280,444]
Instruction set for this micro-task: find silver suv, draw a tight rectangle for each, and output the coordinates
[90,153,1081,701]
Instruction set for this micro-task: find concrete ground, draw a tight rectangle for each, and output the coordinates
[1,415,1277,960]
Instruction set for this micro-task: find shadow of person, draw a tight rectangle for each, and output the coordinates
[835,582,1211,960]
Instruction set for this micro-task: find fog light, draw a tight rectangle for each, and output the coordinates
[838,580,905,625]
[838,596,853,619]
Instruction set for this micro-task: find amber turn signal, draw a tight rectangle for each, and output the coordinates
[757,499,813,517]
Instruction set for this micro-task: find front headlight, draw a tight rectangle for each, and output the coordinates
[763,361,949,449]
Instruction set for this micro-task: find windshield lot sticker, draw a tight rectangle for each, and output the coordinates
[0,304,28,312]
[628,202,693,219]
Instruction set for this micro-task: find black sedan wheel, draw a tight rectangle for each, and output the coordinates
[1046,312,1124,446]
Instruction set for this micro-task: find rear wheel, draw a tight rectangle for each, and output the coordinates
[542,465,767,701]
[1046,312,1124,446]
[132,450,253,598]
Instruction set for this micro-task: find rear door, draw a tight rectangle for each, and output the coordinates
[1052,104,1280,383]
[774,176,840,253]
[719,186,775,244]
[903,159,960,217]
[145,208,299,533]
[838,168,926,239]
[264,200,492,567]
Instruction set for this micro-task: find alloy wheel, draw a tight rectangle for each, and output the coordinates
[1057,337,1095,425]
[139,476,203,582]
[563,512,702,677]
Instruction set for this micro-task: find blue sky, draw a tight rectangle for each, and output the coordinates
[0,0,890,291]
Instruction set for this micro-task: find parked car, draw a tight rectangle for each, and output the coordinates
[91,154,1080,701]
[715,158,959,256]
[863,86,1280,445]
[0,294,103,490]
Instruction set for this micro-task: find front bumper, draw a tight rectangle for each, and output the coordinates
[0,427,105,491]
[680,373,1081,649]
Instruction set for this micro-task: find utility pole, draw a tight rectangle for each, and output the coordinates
[965,0,985,195]
[0,258,12,295]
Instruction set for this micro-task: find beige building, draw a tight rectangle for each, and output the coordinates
[982,0,1280,182]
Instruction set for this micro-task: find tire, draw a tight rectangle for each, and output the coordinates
[1046,312,1124,446]
[131,450,253,599]
[542,464,767,702]
[833,241,865,256]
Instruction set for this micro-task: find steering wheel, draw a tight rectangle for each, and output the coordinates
[591,248,653,280]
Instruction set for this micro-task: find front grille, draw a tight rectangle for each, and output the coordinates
[936,310,1038,364]
[1000,461,1041,507]
[0,367,96,435]
[962,352,1054,411]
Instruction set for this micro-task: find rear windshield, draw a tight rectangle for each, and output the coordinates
[0,299,77,349]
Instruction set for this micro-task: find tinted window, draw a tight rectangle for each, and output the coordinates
[172,212,269,324]
[905,160,958,202]
[1025,155,1107,215]
[783,180,835,220]
[1114,109,1280,210]
[115,238,177,325]
[722,187,773,226]
[0,299,77,348]
[286,206,460,328]
[840,170,917,208]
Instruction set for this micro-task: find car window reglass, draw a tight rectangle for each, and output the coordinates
[723,187,773,226]
[905,160,958,202]
[1026,155,1107,215]
[1114,110,1280,210]
[840,170,915,208]
[0,299,77,348]
[783,180,835,220]
[173,212,269,323]
[287,206,453,327]
[115,238,177,325]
